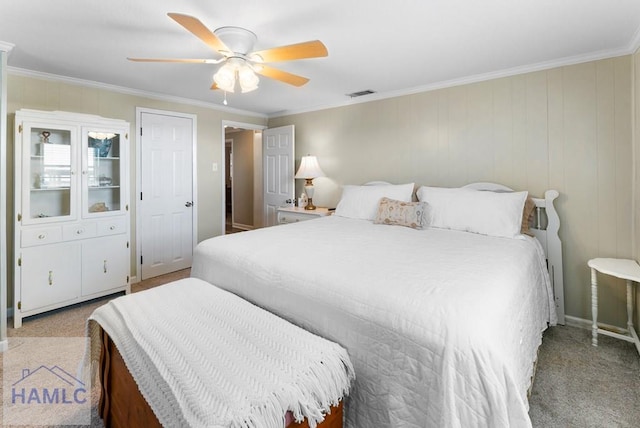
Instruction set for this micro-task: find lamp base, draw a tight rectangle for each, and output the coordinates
[305,198,317,210]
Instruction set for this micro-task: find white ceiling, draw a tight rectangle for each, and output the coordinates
[1,1,640,117]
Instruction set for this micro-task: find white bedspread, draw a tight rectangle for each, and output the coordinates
[88,278,355,428]
[191,216,556,428]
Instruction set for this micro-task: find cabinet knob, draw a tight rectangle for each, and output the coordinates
[38,234,46,240]
[103,260,108,273]
[76,228,84,235]
[48,270,53,286]
[109,225,116,231]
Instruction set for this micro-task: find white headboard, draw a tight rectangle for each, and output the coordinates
[463,182,565,324]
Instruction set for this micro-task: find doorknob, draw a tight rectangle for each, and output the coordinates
[185,201,193,207]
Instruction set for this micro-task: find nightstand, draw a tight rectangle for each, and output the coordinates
[276,206,331,225]
[588,258,640,355]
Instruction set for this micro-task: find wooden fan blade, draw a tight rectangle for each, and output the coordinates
[255,65,310,87]
[167,13,230,54]
[210,82,219,90]
[251,40,328,63]
[127,57,213,63]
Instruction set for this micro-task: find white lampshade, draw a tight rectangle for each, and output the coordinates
[214,59,260,94]
[295,155,325,179]
[213,63,236,93]
[238,65,259,93]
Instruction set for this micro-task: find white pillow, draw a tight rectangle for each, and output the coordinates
[334,183,415,220]
[416,186,527,238]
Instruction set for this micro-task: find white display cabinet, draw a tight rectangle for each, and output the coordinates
[13,109,131,327]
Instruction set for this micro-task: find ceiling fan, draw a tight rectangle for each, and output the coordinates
[128,13,328,94]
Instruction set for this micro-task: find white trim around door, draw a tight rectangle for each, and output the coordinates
[135,107,198,282]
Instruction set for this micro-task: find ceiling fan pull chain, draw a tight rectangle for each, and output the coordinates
[223,91,228,106]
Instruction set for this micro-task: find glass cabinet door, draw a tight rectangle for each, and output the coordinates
[82,128,126,217]
[22,123,76,224]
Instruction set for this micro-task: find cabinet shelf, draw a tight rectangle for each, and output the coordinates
[31,186,71,191]
[90,156,120,161]
[88,185,120,189]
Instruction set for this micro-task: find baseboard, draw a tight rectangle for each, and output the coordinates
[0,339,8,352]
[564,315,628,335]
[131,275,139,284]
[232,223,253,231]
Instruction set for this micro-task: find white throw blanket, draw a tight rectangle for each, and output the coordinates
[87,278,355,428]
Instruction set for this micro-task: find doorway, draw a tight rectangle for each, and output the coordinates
[222,121,266,234]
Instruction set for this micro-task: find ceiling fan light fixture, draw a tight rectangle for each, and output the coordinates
[238,65,259,93]
[213,62,236,93]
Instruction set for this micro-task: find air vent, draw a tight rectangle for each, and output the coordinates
[346,90,376,98]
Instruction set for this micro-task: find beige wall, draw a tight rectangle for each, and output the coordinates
[6,74,267,292]
[229,129,255,227]
[270,56,634,327]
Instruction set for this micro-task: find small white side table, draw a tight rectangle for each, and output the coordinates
[588,258,640,355]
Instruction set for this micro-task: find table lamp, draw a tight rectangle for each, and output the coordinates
[294,155,325,210]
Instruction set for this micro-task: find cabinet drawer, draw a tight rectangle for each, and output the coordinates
[278,212,316,224]
[97,217,127,236]
[63,223,97,241]
[22,226,63,247]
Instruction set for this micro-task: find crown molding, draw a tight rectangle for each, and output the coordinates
[269,46,635,118]
[0,41,15,54]
[7,66,268,119]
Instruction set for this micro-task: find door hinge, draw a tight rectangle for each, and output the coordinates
[125,132,129,139]
[140,127,143,136]
[140,192,143,201]
[17,257,21,267]
[17,213,22,222]
[17,301,21,310]
[126,241,129,248]
[126,204,129,211]
[126,275,130,283]
[140,255,143,265]
[18,124,23,133]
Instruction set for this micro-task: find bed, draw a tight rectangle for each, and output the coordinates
[190,182,563,427]
[95,181,564,427]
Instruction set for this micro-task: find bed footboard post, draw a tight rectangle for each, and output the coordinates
[545,190,565,324]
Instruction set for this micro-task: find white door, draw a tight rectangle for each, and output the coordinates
[263,125,294,227]
[140,112,194,280]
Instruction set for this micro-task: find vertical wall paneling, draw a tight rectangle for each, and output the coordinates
[614,56,633,259]
[525,72,549,197]
[492,78,514,186]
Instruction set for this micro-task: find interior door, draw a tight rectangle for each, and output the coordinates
[140,112,194,280]
[262,125,294,227]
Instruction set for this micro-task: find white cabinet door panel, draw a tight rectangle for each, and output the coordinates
[20,243,81,311]
[81,235,128,296]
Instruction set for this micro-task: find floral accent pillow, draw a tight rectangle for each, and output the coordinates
[373,197,427,229]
